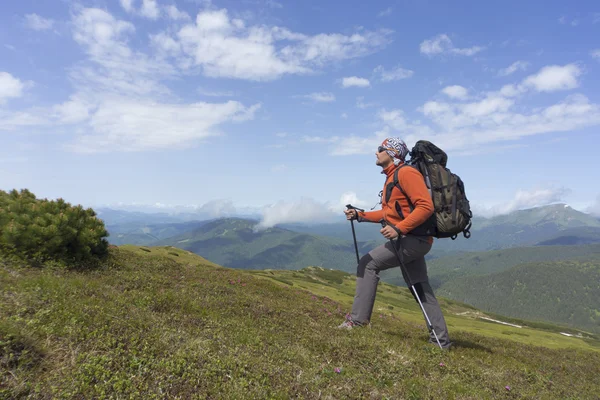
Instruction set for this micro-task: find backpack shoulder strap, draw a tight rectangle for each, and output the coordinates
[391,164,416,217]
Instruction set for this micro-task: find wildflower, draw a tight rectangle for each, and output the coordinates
[334,368,341,373]
[505,386,511,391]
[439,362,445,367]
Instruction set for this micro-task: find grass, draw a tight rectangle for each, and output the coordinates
[1,245,600,399]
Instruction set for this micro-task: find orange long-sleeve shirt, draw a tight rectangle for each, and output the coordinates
[357,163,434,243]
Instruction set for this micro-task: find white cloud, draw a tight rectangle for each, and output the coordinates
[255,192,369,229]
[591,49,600,60]
[522,64,581,92]
[341,113,348,119]
[498,61,530,76]
[165,5,190,20]
[1,8,262,154]
[302,92,336,102]
[317,62,600,157]
[374,65,413,81]
[141,0,160,19]
[24,14,54,31]
[69,99,261,152]
[119,0,135,12]
[159,9,392,81]
[275,132,288,137]
[341,76,370,88]
[441,85,468,100]
[0,72,25,103]
[52,96,92,124]
[420,34,484,57]
[499,84,522,97]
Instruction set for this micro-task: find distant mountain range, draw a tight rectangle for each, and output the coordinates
[103,202,600,252]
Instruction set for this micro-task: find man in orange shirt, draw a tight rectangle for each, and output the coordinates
[339,137,452,350]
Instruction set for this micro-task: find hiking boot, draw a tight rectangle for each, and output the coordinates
[337,314,364,330]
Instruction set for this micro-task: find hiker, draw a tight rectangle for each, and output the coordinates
[339,137,452,350]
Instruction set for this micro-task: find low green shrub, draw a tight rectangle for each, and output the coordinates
[0,189,108,267]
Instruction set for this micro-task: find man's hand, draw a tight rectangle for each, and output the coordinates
[380,225,400,239]
[344,209,357,220]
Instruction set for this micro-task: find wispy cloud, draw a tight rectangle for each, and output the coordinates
[301,92,336,102]
[373,65,414,81]
[558,16,580,26]
[24,14,54,31]
[315,64,598,157]
[197,87,237,97]
[498,61,530,76]
[302,136,340,143]
[591,49,600,60]
[420,34,485,57]
[356,96,377,109]
[378,7,392,17]
[341,76,370,88]
[271,164,287,173]
[165,5,191,20]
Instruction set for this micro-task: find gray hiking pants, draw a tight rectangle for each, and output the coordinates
[350,235,451,348]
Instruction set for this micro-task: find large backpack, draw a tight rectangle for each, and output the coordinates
[390,140,472,240]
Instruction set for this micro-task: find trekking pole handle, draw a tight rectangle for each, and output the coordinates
[346,204,365,212]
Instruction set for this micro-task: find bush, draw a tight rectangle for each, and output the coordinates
[0,189,109,266]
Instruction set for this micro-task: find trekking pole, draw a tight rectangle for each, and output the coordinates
[380,219,443,350]
[346,204,364,264]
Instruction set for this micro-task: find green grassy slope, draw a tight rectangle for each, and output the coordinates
[2,246,599,399]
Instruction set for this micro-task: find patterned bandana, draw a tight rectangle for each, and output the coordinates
[381,137,409,166]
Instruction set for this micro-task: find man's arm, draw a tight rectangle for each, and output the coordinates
[357,209,384,223]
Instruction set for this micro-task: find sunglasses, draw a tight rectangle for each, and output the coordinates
[378,146,395,153]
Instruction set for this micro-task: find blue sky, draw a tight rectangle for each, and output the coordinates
[1,0,600,227]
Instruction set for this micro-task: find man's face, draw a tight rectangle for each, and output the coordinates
[376,146,393,167]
